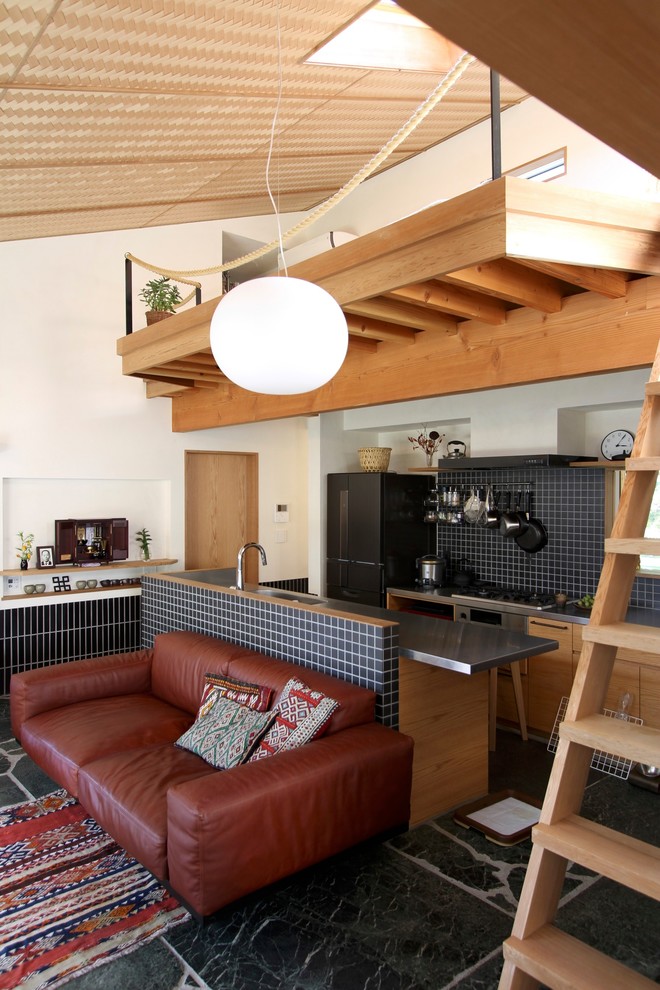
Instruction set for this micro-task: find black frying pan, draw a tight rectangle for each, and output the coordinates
[516,517,548,553]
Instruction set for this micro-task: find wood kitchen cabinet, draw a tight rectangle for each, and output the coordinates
[526,617,574,735]
[398,657,488,825]
[572,624,640,718]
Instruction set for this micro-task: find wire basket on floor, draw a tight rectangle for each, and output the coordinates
[358,447,392,472]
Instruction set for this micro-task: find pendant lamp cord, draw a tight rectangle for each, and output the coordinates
[126,49,476,281]
[265,0,287,277]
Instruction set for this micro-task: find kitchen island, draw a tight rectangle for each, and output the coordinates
[142,570,558,823]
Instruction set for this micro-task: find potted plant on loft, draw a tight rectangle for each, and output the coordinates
[139,276,183,325]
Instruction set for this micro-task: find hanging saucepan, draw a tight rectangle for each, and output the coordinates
[516,517,548,554]
[499,488,528,538]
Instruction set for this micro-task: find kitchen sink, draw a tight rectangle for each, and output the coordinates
[231,585,328,606]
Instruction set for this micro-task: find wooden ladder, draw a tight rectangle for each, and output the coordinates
[498,358,660,989]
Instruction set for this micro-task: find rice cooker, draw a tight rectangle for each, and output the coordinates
[416,554,446,587]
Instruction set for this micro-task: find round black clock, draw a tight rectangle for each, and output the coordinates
[601,429,635,460]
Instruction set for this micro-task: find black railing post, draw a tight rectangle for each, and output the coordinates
[125,256,133,335]
[490,69,502,180]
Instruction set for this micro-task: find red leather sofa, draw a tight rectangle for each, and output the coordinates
[10,630,414,918]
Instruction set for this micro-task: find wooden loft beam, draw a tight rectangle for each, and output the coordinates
[169,276,660,431]
[388,280,508,325]
[440,259,564,312]
[516,260,629,299]
[344,315,417,344]
[396,0,660,179]
[344,297,458,333]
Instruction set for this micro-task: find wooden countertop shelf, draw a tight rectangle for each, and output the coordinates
[0,558,177,577]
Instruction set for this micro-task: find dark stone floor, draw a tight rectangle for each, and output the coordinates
[1,697,658,989]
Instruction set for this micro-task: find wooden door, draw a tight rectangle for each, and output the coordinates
[185,451,259,582]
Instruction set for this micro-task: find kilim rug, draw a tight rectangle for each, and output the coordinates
[0,790,189,989]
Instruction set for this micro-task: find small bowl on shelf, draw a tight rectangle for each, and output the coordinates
[24,585,35,594]
[86,579,98,588]
[35,583,46,593]
[76,580,87,590]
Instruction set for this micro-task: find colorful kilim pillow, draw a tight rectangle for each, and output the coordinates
[248,678,339,762]
[197,673,273,718]
[176,696,275,769]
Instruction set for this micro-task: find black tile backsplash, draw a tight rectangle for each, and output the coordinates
[1,594,142,694]
[141,577,399,726]
[432,466,660,607]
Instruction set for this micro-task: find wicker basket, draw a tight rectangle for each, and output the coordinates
[358,447,392,472]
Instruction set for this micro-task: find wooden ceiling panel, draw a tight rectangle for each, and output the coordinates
[0,0,527,241]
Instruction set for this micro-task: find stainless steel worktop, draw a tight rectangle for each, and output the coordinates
[387,584,660,628]
[163,569,559,676]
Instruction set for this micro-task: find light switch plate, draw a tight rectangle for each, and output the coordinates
[274,503,289,523]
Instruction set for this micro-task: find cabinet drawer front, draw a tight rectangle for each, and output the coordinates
[528,618,573,653]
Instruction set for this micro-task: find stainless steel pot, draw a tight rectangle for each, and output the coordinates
[416,554,446,586]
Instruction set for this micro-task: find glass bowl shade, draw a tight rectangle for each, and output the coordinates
[210,276,348,395]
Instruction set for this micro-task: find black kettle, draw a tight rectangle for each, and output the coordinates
[453,557,475,587]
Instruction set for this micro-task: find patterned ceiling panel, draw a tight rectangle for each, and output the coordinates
[0,0,527,241]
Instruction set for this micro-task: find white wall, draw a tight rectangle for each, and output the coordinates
[1,96,657,601]
[0,216,310,585]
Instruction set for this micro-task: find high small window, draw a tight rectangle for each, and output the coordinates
[506,149,567,183]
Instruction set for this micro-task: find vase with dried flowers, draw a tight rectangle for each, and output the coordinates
[16,531,34,569]
[408,428,444,467]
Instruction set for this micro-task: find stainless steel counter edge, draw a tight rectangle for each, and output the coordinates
[387,585,660,628]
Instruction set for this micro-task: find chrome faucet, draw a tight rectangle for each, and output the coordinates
[236,542,267,590]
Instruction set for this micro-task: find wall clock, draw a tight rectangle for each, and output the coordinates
[601,429,635,460]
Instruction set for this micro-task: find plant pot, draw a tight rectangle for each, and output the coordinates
[146,310,173,325]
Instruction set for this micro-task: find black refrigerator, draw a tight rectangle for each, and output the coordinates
[326,472,430,607]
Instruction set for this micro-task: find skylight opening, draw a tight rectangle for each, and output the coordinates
[304,1,465,73]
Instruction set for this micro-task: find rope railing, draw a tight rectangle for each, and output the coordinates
[125,51,475,284]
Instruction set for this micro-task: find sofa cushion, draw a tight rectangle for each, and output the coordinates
[150,631,266,715]
[197,673,272,718]
[19,694,193,796]
[78,743,217,881]
[176,696,274,769]
[225,654,376,735]
[248,678,338,762]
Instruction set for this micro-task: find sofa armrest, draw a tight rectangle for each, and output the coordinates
[10,649,154,740]
[166,721,414,917]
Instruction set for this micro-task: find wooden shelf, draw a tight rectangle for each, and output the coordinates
[3,583,142,602]
[1,558,178,601]
[0,558,177,577]
[569,459,627,468]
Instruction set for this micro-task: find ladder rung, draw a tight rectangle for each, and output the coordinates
[604,537,660,556]
[533,815,660,900]
[625,457,660,472]
[582,621,660,660]
[645,381,660,396]
[504,925,657,990]
[560,714,660,766]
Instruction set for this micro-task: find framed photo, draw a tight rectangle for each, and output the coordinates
[37,545,55,569]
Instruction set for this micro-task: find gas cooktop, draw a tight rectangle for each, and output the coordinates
[451,584,557,610]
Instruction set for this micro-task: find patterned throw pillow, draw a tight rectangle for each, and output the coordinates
[176,695,275,769]
[197,673,273,719]
[248,678,339,762]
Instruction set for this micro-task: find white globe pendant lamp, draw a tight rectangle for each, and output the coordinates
[210,275,348,395]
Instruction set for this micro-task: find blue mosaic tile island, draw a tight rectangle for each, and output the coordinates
[141,575,400,726]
